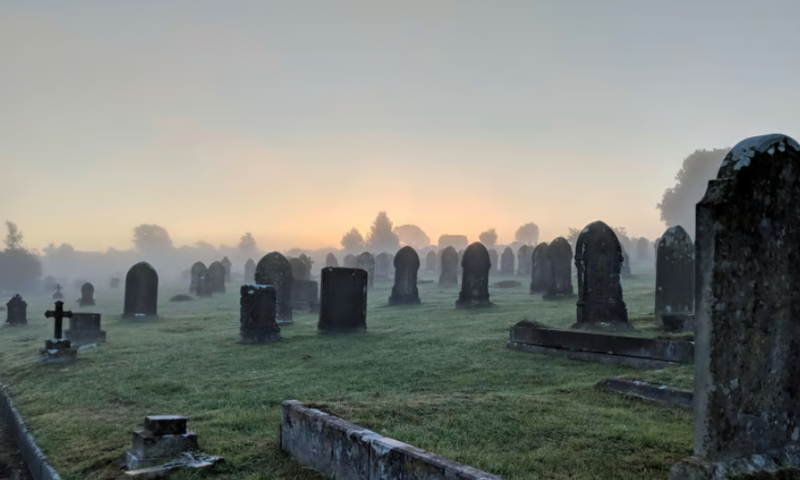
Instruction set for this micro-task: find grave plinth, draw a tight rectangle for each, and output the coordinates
[65,313,106,346]
[39,339,77,365]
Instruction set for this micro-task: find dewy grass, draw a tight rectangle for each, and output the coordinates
[0,261,693,480]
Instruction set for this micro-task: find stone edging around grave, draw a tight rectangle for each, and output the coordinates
[0,377,62,480]
[598,376,693,409]
[280,400,505,480]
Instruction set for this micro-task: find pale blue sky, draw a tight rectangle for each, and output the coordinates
[2,1,799,251]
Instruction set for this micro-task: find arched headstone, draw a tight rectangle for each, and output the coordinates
[457,249,465,277]
[195,262,212,298]
[255,252,294,324]
[190,261,206,293]
[79,282,95,306]
[244,259,256,284]
[530,243,552,293]
[621,250,632,278]
[318,267,367,334]
[636,237,649,262]
[517,245,532,276]
[655,226,694,326]
[221,256,232,282]
[425,251,437,273]
[208,261,226,293]
[456,242,492,309]
[123,261,158,319]
[500,247,515,275]
[357,252,375,288]
[5,295,27,325]
[544,237,574,299]
[343,254,357,268]
[438,246,458,285]
[488,249,498,274]
[325,253,339,267]
[375,253,391,281]
[389,246,420,305]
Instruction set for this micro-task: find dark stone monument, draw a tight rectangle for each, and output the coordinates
[65,313,106,346]
[670,134,800,479]
[291,279,319,310]
[41,301,77,364]
[239,285,281,344]
[488,248,498,275]
[573,221,632,332]
[255,252,294,324]
[123,415,222,473]
[500,247,515,275]
[621,250,632,278]
[318,267,367,334]
[220,256,232,282]
[636,237,649,262]
[325,253,339,267]
[52,283,64,300]
[5,294,27,325]
[456,242,492,309]
[529,242,552,293]
[457,249,465,276]
[289,257,311,281]
[389,246,420,305]
[438,246,459,286]
[110,277,120,289]
[79,282,95,306]
[375,252,391,282]
[208,261,226,293]
[517,245,532,276]
[655,225,694,327]
[190,261,205,292]
[191,262,212,297]
[543,237,574,299]
[43,275,57,293]
[122,262,159,319]
[343,254,358,268]
[244,259,256,284]
[425,251,437,273]
[357,252,375,288]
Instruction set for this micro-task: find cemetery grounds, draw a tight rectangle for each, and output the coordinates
[0,262,693,480]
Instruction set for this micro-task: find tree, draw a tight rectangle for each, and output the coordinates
[479,228,498,246]
[392,224,430,248]
[132,224,173,256]
[4,221,24,251]
[0,221,42,292]
[366,212,400,252]
[340,228,365,251]
[657,148,730,237]
[238,232,257,255]
[515,222,540,245]
[565,227,581,246]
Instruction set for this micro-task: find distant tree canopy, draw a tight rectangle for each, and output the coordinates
[657,148,730,238]
[566,227,581,246]
[437,234,469,250]
[238,232,257,255]
[340,228,365,251]
[393,224,430,248]
[0,221,42,292]
[366,212,400,253]
[515,222,540,245]
[132,224,174,257]
[479,229,498,246]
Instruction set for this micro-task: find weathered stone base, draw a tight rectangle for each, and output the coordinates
[455,299,493,309]
[38,339,77,365]
[319,326,367,335]
[670,444,800,480]
[571,321,636,332]
[280,400,504,480]
[238,329,281,345]
[598,376,692,409]
[123,452,223,479]
[387,295,421,306]
[509,343,684,369]
[661,313,695,333]
[494,280,521,288]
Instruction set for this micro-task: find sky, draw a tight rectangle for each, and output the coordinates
[2,0,799,252]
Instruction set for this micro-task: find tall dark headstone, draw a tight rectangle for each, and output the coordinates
[500,247,515,275]
[52,284,64,300]
[190,262,205,292]
[238,285,281,344]
[438,246,458,285]
[318,267,367,334]
[636,237,649,262]
[425,251,437,273]
[488,249,498,274]
[517,245,532,276]
[220,256,232,282]
[655,226,694,327]
[375,252,391,281]
[389,246,420,305]
[5,295,27,325]
[543,237,574,299]
[343,254,357,268]
[255,252,294,324]
[357,252,375,288]
[244,259,256,284]
[325,253,339,267]
[529,242,552,293]
[670,134,800,479]
[289,257,311,281]
[191,261,211,296]
[208,261,226,293]
[122,262,159,319]
[621,250,632,278]
[456,242,492,309]
[79,282,95,306]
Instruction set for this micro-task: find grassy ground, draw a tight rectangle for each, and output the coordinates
[0,261,693,480]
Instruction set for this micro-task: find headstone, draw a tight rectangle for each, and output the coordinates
[291,279,319,310]
[41,301,77,364]
[220,256,232,282]
[244,259,256,284]
[655,226,694,327]
[456,242,492,309]
[110,277,120,289]
[325,253,339,267]
[387,253,395,276]
[191,262,211,297]
[500,247,515,275]
[425,251,437,273]
[122,261,159,319]
[438,246,459,285]
[375,252,391,281]
[670,134,800,479]
[457,249,465,276]
[621,250,632,278]
[5,294,27,325]
[238,285,281,344]
[488,249,498,275]
[318,267,367,334]
[636,237,649,262]
[517,245,532,276]
[357,252,375,288]
[52,283,64,300]
[208,261,226,293]
[289,257,311,281]
[572,221,632,332]
[123,415,222,473]
[343,254,358,268]
[43,275,57,293]
[543,237,574,299]
[79,282,95,306]
[255,252,294,324]
[529,243,552,293]
[65,313,106,346]
[389,246,420,305]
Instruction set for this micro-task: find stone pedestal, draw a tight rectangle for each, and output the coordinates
[39,339,77,365]
[65,313,106,346]
[124,415,199,470]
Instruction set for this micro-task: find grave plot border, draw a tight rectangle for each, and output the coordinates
[598,376,692,409]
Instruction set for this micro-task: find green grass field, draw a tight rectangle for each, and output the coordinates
[0,262,693,480]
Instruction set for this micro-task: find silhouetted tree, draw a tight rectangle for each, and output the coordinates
[393,224,430,248]
[340,228,365,251]
[566,227,581,247]
[366,212,400,252]
[657,148,730,237]
[479,228,498,246]
[515,222,540,245]
[0,221,42,292]
[132,224,173,256]
[238,232,257,255]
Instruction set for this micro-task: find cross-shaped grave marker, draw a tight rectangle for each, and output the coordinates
[45,301,73,339]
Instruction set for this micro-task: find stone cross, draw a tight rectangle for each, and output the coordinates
[45,301,73,339]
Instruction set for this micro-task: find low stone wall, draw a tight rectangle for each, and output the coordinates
[508,322,694,369]
[0,379,62,480]
[598,376,693,409]
[280,400,504,480]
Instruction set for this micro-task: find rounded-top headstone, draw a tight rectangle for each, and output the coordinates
[544,237,574,299]
[190,261,207,292]
[255,252,294,323]
[654,225,694,326]
[530,242,552,293]
[517,245,531,276]
[123,261,158,319]
[79,282,95,307]
[438,246,459,285]
[6,294,27,325]
[244,258,256,283]
[208,261,226,293]
[357,252,375,288]
[500,246,515,275]
[425,250,437,272]
[343,254,357,268]
[389,246,421,305]
[456,242,492,308]
[325,252,339,267]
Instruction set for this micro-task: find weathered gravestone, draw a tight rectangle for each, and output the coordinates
[357,252,375,288]
[122,262,159,319]
[41,301,77,364]
[655,226,694,327]
[255,252,294,324]
[343,254,357,268]
[517,245,532,276]
[244,259,256,284]
[573,221,632,332]
[5,294,26,325]
[79,282,95,306]
[318,267,367,334]
[220,256,232,282]
[438,246,459,285]
[456,242,492,309]
[543,237,574,299]
[292,280,319,311]
[425,251,437,272]
[636,237,650,262]
[43,275,57,293]
[110,277,120,289]
[190,262,211,297]
[239,285,281,344]
[289,257,311,281]
[488,249,498,275]
[52,283,64,300]
[530,242,552,293]
[387,253,395,276]
[389,246,420,305]
[65,313,106,346]
[325,253,339,268]
[375,252,391,281]
[621,250,633,278]
[669,134,800,480]
[500,247,515,275]
[208,261,226,293]
[457,249,465,276]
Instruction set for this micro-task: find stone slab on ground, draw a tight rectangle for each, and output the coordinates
[598,376,692,409]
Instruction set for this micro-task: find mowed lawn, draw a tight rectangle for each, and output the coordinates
[0,262,693,480]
